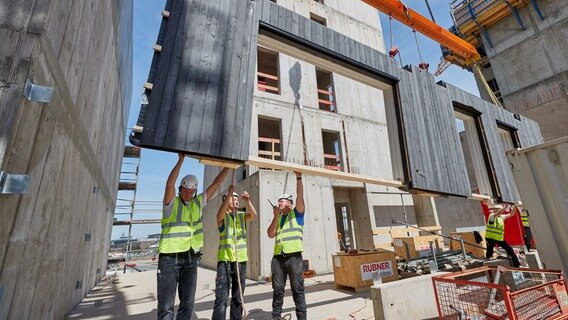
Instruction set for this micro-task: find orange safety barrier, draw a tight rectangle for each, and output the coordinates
[432,266,568,319]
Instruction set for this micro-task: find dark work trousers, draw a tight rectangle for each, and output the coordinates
[486,238,521,267]
[212,261,247,320]
[271,253,307,320]
[524,227,533,251]
[157,250,201,320]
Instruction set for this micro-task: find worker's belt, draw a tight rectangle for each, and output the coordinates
[159,248,201,258]
[274,252,302,258]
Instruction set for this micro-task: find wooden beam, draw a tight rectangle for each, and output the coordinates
[246,156,405,188]
[153,44,162,53]
[143,82,153,90]
[468,193,492,201]
[161,10,170,18]
[196,156,243,169]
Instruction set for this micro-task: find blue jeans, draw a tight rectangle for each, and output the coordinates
[157,250,200,320]
[271,253,306,320]
[212,261,247,320]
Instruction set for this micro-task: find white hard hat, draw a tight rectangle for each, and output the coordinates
[180,175,198,189]
[223,192,239,201]
[278,194,293,202]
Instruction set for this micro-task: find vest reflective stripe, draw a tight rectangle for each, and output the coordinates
[159,195,203,253]
[485,216,505,241]
[160,232,192,239]
[219,244,248,250]
[218,211,248,262]
[274,210,304,255]
[521,213,529,227]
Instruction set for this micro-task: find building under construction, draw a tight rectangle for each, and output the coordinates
[449,0,568,141]
[3,0,568,319]
[130,0,541,279]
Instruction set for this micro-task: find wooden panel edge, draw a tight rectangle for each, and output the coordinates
[246,155,404,188]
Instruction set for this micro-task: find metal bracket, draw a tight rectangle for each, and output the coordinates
[23,79,54,103]
[0,171,30,194]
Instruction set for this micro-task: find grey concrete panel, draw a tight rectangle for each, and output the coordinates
[0,1,132,318]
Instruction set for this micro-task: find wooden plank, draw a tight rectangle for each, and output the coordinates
[141,0,184,145]
[212,3,241,156]
[230,0,257,159]
[153,44,162,52]
[155,0,191,146]
[198,156,243,169]
[198,0,230,155]
[162,10,170,18]
[257,71,278,80]
[246,155,404,188]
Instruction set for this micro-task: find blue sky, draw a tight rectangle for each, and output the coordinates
[112,0,480,240]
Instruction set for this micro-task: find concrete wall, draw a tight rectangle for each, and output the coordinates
[477,0,568,141]
[0,1,132,318]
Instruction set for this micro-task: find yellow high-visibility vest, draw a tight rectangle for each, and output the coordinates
[520,211,530,227]
[218,211,248,262]
[274,210,303,255]
[485,216,505,241]
[158,195,203,253]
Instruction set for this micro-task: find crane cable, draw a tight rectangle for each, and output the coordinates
[424,0,436,23]
[389,15,403,66]
[413,29,428,71]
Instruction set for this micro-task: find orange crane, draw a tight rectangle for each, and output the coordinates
[362,0,502,107]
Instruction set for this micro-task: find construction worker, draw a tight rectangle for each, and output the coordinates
[212,186,257,320]
[267,172,307,320]
[485,204,521,268]
[157,153,228,320]
[520,208,533,252]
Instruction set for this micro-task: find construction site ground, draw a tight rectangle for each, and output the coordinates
[68,263,378,320]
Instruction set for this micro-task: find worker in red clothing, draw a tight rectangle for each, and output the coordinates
[485,204,520,268]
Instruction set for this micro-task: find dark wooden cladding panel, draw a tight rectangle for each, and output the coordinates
[221,0,256,157]
[140,0,184,144]
[139,0,255,161]
[158,0,193,147]
[446,83,542,202]
[215,2,243,157]
[232,1,258,158]
[134,0,543,197]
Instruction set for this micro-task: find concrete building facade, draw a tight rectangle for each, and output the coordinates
[0,1,132,318]
[468,0,568,141]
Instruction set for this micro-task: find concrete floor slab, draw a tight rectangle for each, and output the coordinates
[68,266,374,320]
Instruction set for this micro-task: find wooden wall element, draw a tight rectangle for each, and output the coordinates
[135,0,258,161]
[445,84,543,202]
[251,0,543,202]
[135,0,542,201]
[0,1,132,319]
